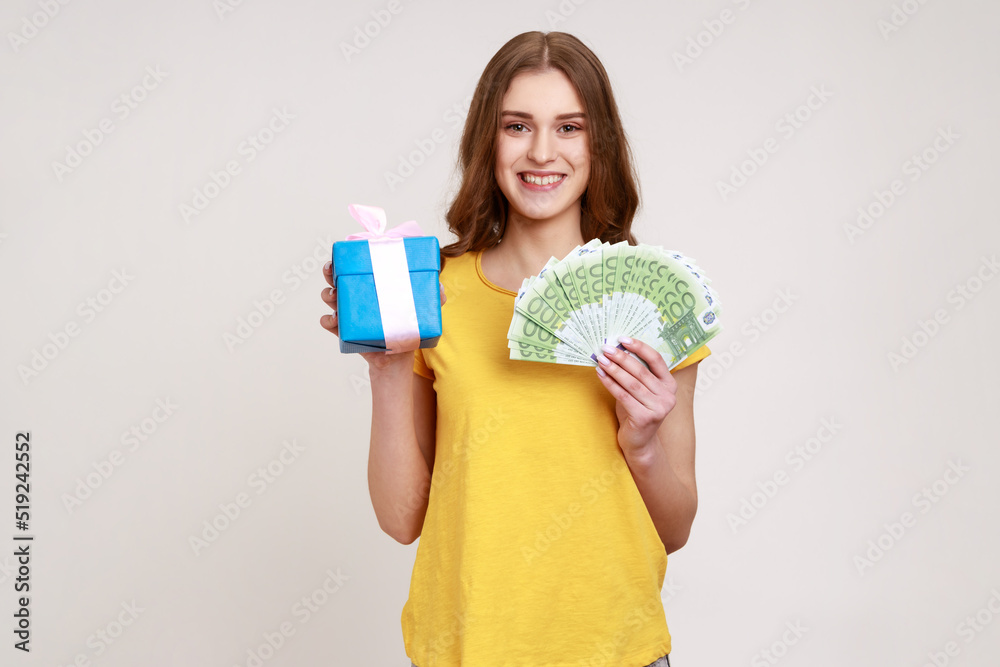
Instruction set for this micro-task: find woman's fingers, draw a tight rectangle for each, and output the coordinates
[319,313,339,336]
[610,338,676,393]
[596,348,657,407]
[320,261,338,337]
[618,337,673,382]
[596,338,676,411]
[595,362,645,412]
[323,260,335,289]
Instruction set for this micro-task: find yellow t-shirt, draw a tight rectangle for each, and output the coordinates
[403,249,710,667]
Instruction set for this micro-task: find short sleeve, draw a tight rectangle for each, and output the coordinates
[413,347,435,380]
[671,345,711,372]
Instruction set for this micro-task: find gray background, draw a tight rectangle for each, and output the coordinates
[2,0,999,665]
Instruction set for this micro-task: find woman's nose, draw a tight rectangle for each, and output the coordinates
[527,131,555,164]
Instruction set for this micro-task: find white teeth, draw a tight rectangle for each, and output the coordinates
[521,173,563,185]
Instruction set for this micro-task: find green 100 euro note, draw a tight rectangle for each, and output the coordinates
[507,240,722,370]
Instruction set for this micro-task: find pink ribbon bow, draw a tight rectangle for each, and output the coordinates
[344,203,424,354]
[346,204,424,240]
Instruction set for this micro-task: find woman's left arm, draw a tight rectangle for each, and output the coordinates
[594,337,700,554]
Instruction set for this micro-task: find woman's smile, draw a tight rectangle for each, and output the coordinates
[495,68,591,227]
[518,171,567,190]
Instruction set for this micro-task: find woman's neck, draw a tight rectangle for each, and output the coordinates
[480,207,586,291]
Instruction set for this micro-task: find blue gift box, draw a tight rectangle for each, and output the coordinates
[331,236,442,353]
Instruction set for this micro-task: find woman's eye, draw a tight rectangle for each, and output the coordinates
[504,122,581,133]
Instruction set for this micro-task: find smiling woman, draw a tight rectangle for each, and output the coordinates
[484,68,594,291]
[499,73,589,214]
[320,30,710,667]
[441,31,640,260]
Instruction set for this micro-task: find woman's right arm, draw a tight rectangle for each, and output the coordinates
[321,262,438,544]
[366,355,436,544]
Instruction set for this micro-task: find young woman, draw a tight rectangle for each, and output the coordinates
[321,31,710,667]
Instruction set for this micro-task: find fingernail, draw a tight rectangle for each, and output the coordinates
[618,336,633,345]
[596,354,610,366]
[596,365,607,377]
[324,261,332,272]
[601,344,617,356]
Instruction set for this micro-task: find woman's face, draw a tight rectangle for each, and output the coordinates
[495,68,591,228]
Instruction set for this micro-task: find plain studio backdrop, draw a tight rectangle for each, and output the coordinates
[2,0,999,665]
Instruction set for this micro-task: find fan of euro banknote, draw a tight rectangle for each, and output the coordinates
[507,239,722,370]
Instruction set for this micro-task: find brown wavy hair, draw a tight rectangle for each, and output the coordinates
[441,31,641,258]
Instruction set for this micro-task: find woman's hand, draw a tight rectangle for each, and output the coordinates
[594,337,678,459]
[320,261,446,371]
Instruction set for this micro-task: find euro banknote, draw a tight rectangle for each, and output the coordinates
[507,241,722,370]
